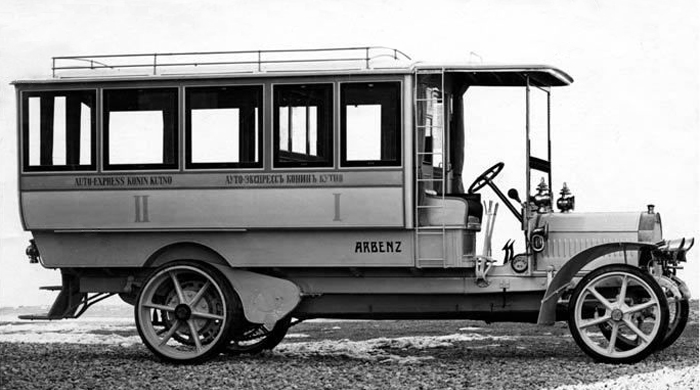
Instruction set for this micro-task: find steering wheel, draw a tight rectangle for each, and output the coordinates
[468,162,505,194]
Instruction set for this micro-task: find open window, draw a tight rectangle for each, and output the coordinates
[22,90,96,172]
[103,88,178,170]
[341,82,401,167]
[416,77,447,194]
[274,83,333,167]
[186,85,262,169]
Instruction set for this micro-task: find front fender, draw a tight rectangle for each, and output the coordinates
[537,241,656,325]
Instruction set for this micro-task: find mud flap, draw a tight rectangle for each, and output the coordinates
[212,265,301,330]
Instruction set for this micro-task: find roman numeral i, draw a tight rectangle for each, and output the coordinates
[134,195,150,223]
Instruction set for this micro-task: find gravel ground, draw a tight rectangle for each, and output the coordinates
[0,302,697,390]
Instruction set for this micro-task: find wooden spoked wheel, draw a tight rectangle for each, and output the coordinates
[568,264,669,364]
[657,275,689,350]
[135,262,238,364]
[597,274,689,352]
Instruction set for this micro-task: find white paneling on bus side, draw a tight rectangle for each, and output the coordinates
[21,187,403,230]
[31,230,414,268]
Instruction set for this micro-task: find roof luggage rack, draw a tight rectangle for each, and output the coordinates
[51,46,412,78]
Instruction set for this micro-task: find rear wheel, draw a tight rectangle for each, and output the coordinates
[568,264,668,364]
[226,317,292,355]
[135,261,240,364]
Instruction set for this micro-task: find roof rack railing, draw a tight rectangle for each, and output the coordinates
[51,46,412,78]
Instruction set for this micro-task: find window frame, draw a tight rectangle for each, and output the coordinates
[339,81,402,168]
[272,82,335,169]
[21,89,98,173]
[102,86,180,171]
[184,84,264,170]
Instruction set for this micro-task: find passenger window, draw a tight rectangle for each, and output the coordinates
[23,90,96,171]
[341,82,401,167]
[186,86,262,169]
[103,88,178,170]
[274,84,333,167]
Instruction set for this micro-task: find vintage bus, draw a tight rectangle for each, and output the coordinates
[14,47,693,364]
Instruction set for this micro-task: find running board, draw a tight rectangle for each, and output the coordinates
[18,314,63,320]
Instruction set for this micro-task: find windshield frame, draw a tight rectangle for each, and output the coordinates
[525,78,553,217]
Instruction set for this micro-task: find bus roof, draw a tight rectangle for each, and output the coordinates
[413,63,573,86]
[12,47,573,87]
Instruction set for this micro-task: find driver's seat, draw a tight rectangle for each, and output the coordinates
[448,193,483,223]
[421,192,482,230]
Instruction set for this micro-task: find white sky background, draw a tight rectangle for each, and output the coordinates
[0,0,698,306]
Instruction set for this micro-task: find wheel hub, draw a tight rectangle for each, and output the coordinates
[611,308,624,322]
[174,304,192,321]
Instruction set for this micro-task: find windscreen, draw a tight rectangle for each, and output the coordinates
[527,86,552,199]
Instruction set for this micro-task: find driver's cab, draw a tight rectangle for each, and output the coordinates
[413,66,572,270]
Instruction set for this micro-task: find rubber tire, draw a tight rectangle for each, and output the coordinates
[226,317,292,355]
[567,264,669,364]
[135,261,242,364]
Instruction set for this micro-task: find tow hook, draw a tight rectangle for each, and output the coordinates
[26,239,40,264]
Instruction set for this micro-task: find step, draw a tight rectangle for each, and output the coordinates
[417,178,445,182]
[39,285,63,291]
[18,313,66,320]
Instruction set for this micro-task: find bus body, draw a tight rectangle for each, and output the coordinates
[13,48,693,364]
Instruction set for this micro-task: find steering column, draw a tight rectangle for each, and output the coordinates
[468,162,523,222]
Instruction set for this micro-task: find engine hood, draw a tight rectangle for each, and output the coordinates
[534,211,662,242]
[531,211,663,272]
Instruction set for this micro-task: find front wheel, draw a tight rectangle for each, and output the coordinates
[657,275,689,350]
[135,261,240,364]
[567,264,669,364]
[598,274,690,352]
